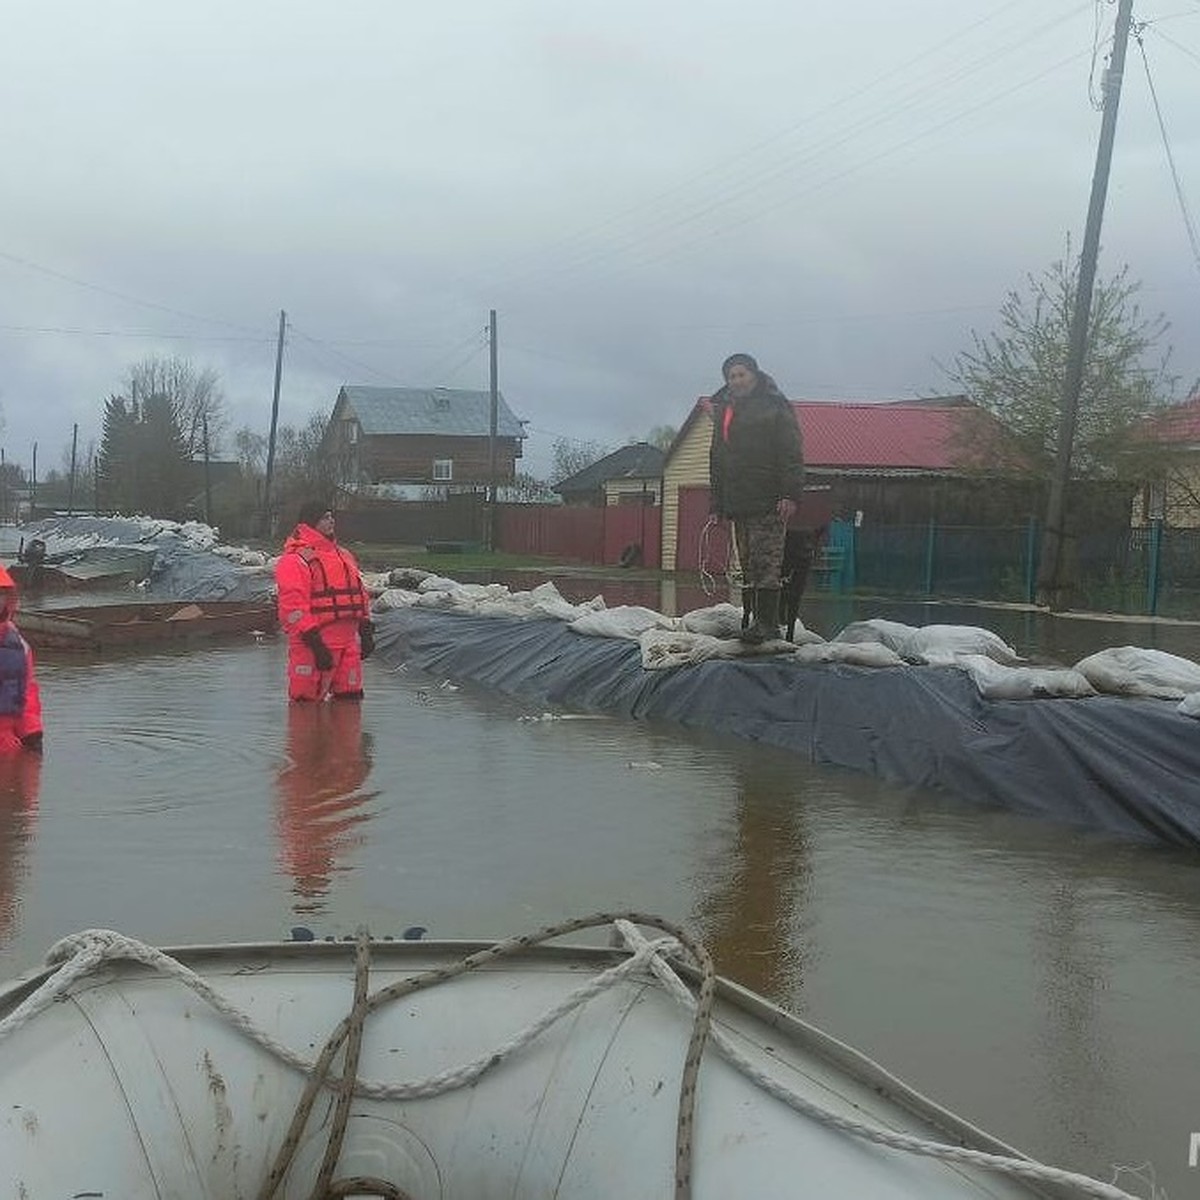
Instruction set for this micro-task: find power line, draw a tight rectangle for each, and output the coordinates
[1134,26,1200,276]
[1148,25,1200,65]
[0,323,272,341]
[487,4,1094,301]
[0,248,270,337]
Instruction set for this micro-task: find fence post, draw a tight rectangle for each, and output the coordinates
[1146,518,1162,616]
[1024,517,1038,604]
[923,518,936,596]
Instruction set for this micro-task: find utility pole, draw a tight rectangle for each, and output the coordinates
[487,308,499,552]
[263,309,286,536]
[203,412,213,527]
[30,442,38,516]
[67,423,79,515]
[1037,0,1135,608]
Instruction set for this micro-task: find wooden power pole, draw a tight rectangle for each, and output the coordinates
[263,309,287,535]
[1037,0,1136,608]
[487,308,499,551]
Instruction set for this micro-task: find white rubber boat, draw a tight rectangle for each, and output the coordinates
[0,913,1132,1200]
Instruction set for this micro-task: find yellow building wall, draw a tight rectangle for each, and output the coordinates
[662,413,713,571]
[602,478,659,505]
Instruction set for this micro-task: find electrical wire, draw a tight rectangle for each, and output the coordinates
[1134,27,1200,277]
[487,4,1095,302]
[0,248,271,338]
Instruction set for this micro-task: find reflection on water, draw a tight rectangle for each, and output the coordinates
[694,753,811,1000]
[275,701,378,912]
[0,636,1197,1195]
[0,752,40,940]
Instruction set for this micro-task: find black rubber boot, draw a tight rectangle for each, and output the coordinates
[739,587,764,644]
[751,587,781,643]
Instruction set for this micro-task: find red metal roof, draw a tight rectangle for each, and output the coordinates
[794,401,969,470]
[1139,394,1200,443]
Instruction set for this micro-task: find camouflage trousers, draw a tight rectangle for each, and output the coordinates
[733,513,786,588]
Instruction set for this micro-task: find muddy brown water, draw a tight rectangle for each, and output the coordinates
[0,606,1198,1195]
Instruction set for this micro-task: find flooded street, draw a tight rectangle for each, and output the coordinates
[2,629,1199,1196]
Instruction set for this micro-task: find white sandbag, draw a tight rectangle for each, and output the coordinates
[831,619,917,652]
[570,605,675,640]
[374,587,423,611]
[388,566,431,589]
[526,581,587,622]
[1178,692,1200,718]
[955,654,1095,700]
[360,571,391,596]
[1075,646,1200,699]
[900,624,1020,666]
[417,574,462,593]
[680,603,745,640]
[792,641,905,668]
[639,628,729,669]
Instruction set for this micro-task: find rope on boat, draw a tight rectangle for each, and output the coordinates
[0,916,1152,1200]
[698,516,741,597]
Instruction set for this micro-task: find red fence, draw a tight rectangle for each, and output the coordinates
[497,503,662,567]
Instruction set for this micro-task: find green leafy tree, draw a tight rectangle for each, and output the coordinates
[947,253,1178,483]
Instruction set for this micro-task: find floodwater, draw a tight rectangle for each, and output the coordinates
[2,618,1199,1197]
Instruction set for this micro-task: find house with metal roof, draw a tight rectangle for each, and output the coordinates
[661,394,1042,571]
[553,442,666,507]
[1133,392,1200,527]
[324,386,526,499]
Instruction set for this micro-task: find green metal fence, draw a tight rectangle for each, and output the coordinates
[831,518,1200,618]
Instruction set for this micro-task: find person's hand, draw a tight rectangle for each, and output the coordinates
[20,731,43,753]
[777,498,797,523]
[358,619,376,660]
[301,628,335,671]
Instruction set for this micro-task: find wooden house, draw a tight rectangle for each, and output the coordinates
[323,386,526,497]
[554,443,665,507]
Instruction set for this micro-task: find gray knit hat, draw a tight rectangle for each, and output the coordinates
[721,352,759,379]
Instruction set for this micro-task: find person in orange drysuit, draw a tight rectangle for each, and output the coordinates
[0,565,43,754]
[274,499,374,702]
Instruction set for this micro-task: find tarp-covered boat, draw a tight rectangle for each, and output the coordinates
[0,915,1134,1200]
[18,599,276,651]
[8,544,158,593]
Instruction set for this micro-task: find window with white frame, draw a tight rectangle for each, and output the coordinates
[433,458,453,481]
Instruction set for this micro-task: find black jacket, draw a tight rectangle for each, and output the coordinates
[708,376,805,518]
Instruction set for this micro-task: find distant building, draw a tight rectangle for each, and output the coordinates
[1134,392,1200,527]
[323,386,526,499]
[553,442,665,507]
[662,394,1065,571]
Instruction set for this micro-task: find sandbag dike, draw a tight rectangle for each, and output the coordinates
[373,606,1200,851]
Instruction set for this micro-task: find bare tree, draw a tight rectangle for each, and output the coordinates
[127,355,227,458]
[551,436,610,484]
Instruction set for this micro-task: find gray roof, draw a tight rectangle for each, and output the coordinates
[555,442,666,494]
[338,386,525,439]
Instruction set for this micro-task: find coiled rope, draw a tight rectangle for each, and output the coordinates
[0,916,1150,1200]
[698,517,740,597]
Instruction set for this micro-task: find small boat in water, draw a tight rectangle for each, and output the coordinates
[18,598,276,651]
[0,914,1134,1200]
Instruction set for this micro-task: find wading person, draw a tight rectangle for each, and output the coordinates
[708,353,805,644]
[0,565,43,753]
[275,500,374,702]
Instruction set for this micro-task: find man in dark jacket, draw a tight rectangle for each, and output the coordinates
[708,353,805,643]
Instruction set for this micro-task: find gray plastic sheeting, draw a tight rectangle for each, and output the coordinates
[375,607,1200,850]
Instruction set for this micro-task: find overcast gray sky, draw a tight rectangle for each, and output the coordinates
[2,0,1198,481]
